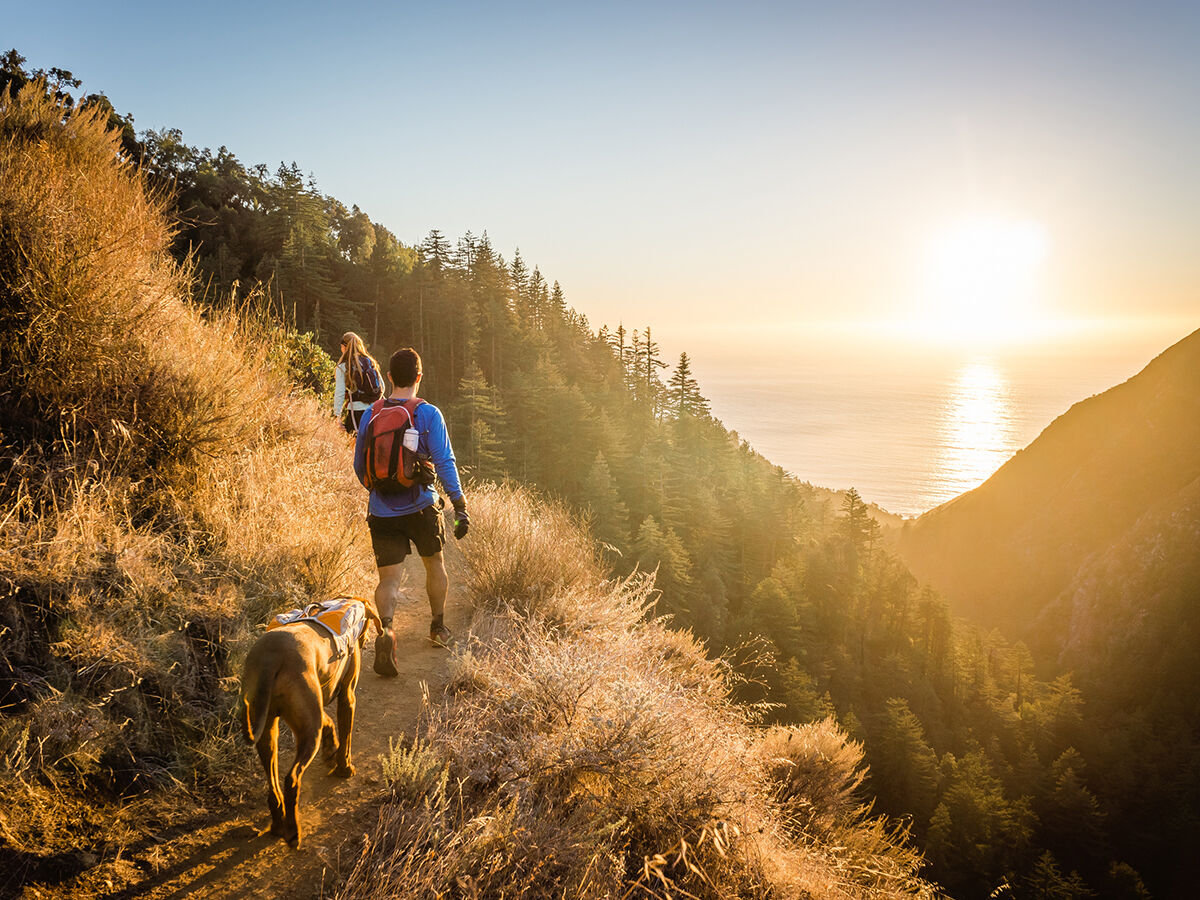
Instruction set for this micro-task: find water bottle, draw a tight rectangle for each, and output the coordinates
[403,427,419,453]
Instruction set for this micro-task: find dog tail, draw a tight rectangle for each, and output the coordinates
[241,664,274,745]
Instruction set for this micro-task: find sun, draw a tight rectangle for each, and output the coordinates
[919,216,1050,344]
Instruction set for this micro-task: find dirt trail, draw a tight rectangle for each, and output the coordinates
[35,581,453,900]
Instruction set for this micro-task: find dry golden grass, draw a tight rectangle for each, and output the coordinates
[460,482,621,622]
[758,721,934,898]
[339,486,940,900]
[0,81,371,874]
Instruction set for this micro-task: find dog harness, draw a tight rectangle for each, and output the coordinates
[268,597,368,662]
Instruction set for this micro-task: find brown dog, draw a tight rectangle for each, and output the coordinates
[240,596,382,848]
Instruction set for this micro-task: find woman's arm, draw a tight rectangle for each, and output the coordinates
[333,363,347,417]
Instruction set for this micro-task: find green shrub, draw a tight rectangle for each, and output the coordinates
[380,735,448,806]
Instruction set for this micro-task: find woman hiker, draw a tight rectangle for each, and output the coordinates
[334,332,384,433]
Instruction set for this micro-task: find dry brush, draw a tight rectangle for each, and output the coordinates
[0,82,372,880]
[340,484,939,900]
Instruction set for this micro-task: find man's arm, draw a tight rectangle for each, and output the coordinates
[424,406,463,505]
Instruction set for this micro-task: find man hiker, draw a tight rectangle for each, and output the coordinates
[353,347,469,674]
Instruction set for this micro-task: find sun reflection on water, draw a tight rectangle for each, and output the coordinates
[935,361,1017,497]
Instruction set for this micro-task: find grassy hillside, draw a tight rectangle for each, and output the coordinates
[0,82,937,899]
[0,82,374,886]
[897,327,1200,637]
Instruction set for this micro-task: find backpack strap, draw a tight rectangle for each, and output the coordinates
[367,359,383,397]
[399,400,425,470]
[365,398,386,485]
[401,397,425,426]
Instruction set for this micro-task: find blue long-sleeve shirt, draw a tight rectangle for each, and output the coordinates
[353,399,464,517]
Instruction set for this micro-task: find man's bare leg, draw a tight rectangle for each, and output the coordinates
[419,552,448,618]
[420,552,451,645]
[373,562,405,676]
[374,562,405,624]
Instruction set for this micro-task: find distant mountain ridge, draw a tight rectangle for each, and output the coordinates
[896,326,1200,649]
[896,328,1200,891]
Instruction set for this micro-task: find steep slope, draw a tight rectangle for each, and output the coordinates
[0,81,375,895]
[896,327,1200,639]
[1046,473,1200,892]
[1052,471,1200,690]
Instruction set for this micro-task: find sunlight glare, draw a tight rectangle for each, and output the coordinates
[921,217,1051,344]
[934,360,1017,498]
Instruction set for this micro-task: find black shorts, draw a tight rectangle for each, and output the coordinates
[367,506,445,567]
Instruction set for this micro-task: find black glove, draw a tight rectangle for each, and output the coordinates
[452,503,469,540]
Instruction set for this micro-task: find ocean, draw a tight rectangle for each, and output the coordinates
[689,326,1188,518]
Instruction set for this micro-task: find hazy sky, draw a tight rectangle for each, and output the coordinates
[10,1,1198,353]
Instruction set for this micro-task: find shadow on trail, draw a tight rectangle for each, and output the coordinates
[107,822,265,900]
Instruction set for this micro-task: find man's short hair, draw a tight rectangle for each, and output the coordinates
[389,347,422,388]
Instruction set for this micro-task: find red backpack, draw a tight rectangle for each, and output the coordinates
[364,398,426,493]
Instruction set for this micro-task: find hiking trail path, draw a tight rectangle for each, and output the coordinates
[38,580,451,900]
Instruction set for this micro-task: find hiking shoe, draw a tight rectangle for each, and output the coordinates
[429,623,454,649]
[374,628,399,677]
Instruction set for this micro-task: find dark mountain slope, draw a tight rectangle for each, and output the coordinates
[1051,470,1200,709]
[897,327,1200,638]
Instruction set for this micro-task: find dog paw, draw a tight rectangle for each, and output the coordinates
[331,763,356,778]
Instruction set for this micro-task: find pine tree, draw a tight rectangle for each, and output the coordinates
[548,280,567,324]
[450,364,506,480]
[628,329,644,399]
[779,659,835,722]
[528,267,548,330]
[868,698,940,822]
[840,487,881,558]
[470,233,513,388]
[1040,750,1105,870]
[639,327,669,418]
[925,751,1036,895]
[607,324,633,386]
[1021,852,1093,900]
[583,451,630,552]
[366,226,415,349]
[667,351,710,418]
[335,203,375,264]
[509,248,530,321]
[266,164,353,340]
[421,228,452,272]
[633,516,693,618]
[692,560,730,642]
[739,573,803,658]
